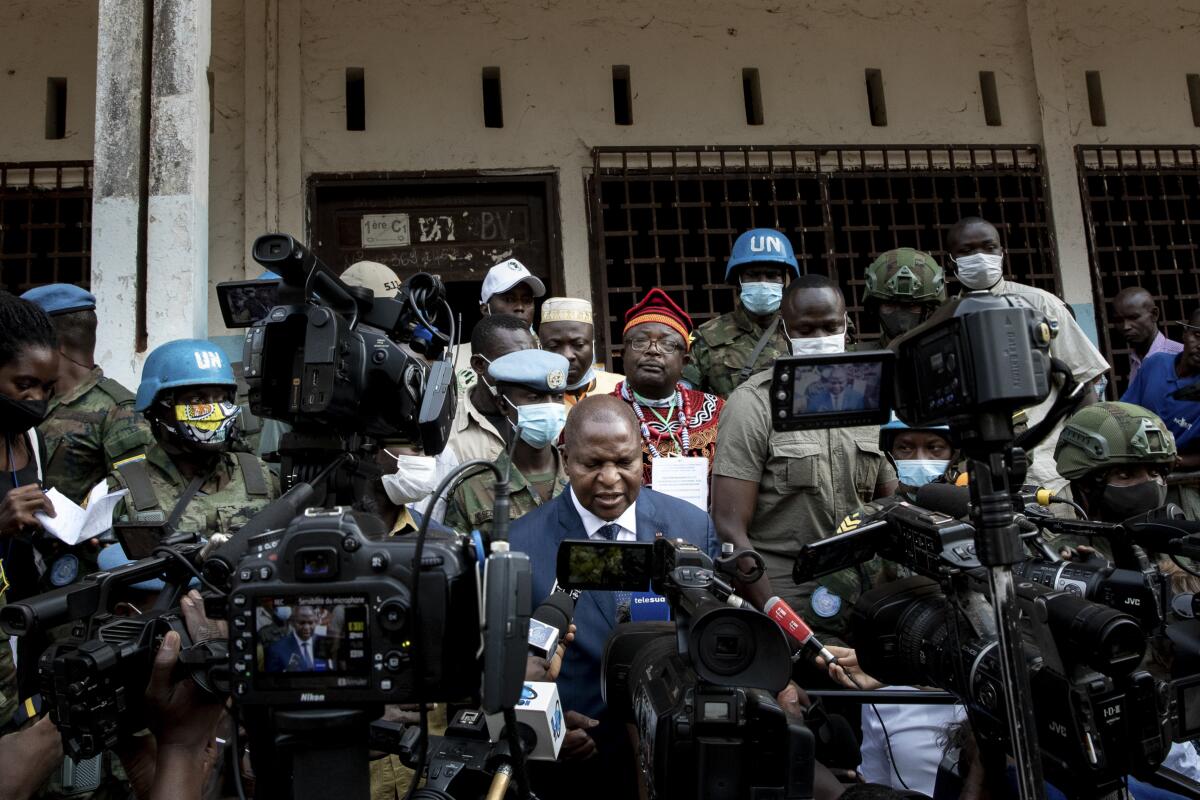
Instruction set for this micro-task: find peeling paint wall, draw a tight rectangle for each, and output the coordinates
[2,0,1199,349]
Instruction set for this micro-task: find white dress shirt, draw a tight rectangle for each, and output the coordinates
[569,488,637,541]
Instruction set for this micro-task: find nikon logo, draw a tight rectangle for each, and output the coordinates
[300,692,326,702]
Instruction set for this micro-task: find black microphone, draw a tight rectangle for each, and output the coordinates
[527,593,575,660]
[202,481,315,586]
[914,481,972,518]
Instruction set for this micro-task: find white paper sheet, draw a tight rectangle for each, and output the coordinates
[651,456,709,511]
[35,482,128,546]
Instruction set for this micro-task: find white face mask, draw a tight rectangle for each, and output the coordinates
[790,332,846,356]
[381,451,440,505]
[953,252,1004,290]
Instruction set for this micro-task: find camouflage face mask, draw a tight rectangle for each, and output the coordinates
[171,401,241,445]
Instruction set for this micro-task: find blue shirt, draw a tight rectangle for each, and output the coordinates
[1121,352,1200,451]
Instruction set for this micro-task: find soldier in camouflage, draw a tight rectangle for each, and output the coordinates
[862,247,947,346]
[111,339,278,549]
[21,284,152,505]
[445,350,569,535]
[683,228,799,398]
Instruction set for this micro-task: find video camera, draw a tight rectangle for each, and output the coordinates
[554,536,814,800]
[216,234,458,500]
[0,541,218,759]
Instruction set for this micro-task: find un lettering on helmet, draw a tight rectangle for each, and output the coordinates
[195,351,223,370]
[749,235,785,255]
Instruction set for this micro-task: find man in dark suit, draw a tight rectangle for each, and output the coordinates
[264,605,331,672]
[808,366,866,412]
[509,395,718,796]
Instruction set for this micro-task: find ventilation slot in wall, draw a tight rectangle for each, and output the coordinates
[612,65,632,125]
[865,68,887,127]
[979,71,1001,127]
[1086,70,1107,127]
[483,67,504,128]
[45,77,67,140]
[743,68,763,126]
[345,67,365,131]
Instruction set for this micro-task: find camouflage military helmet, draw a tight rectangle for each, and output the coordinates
[1055,402,1177,480]
[864,248,947,305]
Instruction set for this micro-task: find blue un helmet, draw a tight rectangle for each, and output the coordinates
[878,414,952,453]
[135,339,237,412]
[725,228,800,281]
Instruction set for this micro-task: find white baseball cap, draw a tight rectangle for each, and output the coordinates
[480,258,547,304]
[342,260,403,298]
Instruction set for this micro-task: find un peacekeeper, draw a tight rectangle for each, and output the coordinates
[863,248,947,346]
[112,339,278,550]
[444,350,569,536]
[21,284,151,505]
[682,228,797,397]
[711,275,898,641]
[1053,402,1180,562]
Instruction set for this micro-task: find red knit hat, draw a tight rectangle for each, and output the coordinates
[623,288,693,349]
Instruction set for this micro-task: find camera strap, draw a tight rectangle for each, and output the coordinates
[166,474,208,531]
[738,316,781,382]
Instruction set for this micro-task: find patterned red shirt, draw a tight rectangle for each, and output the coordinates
[611,381,724,486]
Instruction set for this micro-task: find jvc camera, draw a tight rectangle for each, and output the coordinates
[224,507,479,706]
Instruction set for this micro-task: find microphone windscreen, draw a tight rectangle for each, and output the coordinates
[914,482,972,519]
[532,592,576,632]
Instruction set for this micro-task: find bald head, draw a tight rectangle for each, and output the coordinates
[1113,286,1160,349]
[563,394,638,448]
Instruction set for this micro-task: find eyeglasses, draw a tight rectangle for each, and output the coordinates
[625,337,685,354]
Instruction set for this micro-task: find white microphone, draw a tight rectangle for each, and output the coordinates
[485,681,567,761]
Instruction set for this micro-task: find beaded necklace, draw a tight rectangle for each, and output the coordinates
[623,382,690,458]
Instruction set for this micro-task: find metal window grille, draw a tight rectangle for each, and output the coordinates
[0,161,93,294]
[1077,145,1200,394]
[589,145,1054,371]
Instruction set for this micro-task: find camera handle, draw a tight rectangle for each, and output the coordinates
[964,425,1047,800]
[258,707,377,800]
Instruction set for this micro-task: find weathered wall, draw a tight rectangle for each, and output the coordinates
[2,0,1199,351]
[0,1,98,161]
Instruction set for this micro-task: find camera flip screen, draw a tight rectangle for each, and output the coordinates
[770,350,895,431]
[216,280,280,329]
[555,540,653,592]
[255,595,371,686]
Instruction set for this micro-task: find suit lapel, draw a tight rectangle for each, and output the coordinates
[635,490,662,543]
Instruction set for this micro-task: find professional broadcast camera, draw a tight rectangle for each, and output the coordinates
[0,540,217,759]
[216,234,458,502]
[554,535,814,800]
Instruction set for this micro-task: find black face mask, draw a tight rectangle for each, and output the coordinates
[0,393,48,434]
[1099,479,1168,521]
[879,308,924,341]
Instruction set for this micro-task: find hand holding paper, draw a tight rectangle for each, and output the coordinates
[35,482,129,546]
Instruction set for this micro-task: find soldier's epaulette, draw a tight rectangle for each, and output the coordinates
[96,376,136,406]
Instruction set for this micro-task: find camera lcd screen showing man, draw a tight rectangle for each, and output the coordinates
[258,598,369,676]
[792,362,883,414]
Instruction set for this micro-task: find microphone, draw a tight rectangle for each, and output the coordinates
[764,595,838,667]
[913,482,972,519]
[528,593,575,660]
[485,680,567,761]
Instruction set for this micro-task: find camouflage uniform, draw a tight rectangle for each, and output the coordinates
[0,590,15,730]
[39,367,152,505]
[444,451,567,536]
[682,306,790,398]
[109,441,279,541]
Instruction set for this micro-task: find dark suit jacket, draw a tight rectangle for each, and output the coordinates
[809,387,866,412]
[264,634,330,672]
[508,486,718,721]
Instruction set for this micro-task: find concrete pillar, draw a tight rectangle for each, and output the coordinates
[91,0,147,389]
[145,0,213,346]
[1025,0,1103,345]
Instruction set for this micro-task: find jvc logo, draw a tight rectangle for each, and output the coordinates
[1125,597,1141,607]
[195,351,223,370]
[748,235,785,255]
[1048,720,1067,737]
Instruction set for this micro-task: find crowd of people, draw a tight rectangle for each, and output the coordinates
[0,214,1198,799]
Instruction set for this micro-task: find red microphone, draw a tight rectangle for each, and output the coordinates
[764,595,839,667]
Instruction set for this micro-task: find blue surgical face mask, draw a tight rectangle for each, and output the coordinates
[897,459,950,487]
[514,402,567,449]
[740,281,783,315]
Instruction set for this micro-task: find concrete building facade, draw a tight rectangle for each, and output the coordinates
[1,0,1198,389]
